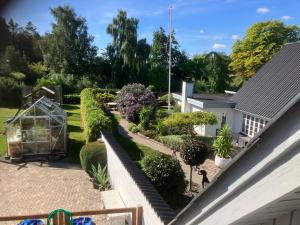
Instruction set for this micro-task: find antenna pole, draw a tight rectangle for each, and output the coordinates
[168,5,173,112]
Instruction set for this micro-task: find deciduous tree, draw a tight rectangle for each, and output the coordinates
[230,20,300,79]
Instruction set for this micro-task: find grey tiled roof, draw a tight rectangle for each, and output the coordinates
[101,132,176,224]
[231,42,300,119]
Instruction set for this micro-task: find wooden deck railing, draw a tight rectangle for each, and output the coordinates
[0,207,143,225]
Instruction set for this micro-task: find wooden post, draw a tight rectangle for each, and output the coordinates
[135,206,143,225]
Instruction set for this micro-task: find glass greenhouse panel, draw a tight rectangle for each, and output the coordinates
[6,96,67,158]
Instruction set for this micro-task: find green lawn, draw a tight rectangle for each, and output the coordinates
[62,104,85,163]
[0,107,18,156]
[114,132,157,164]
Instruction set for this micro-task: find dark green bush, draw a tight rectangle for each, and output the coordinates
[128,123,140,133]
[141,152,186,207]
[63,94,80,104]
[139,106,152,129]
[141,129,157,139]
[0,76,22,107]
[80,88,112,142]
[80,143,107,175]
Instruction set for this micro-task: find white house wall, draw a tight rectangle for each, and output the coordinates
[191,106,236,137]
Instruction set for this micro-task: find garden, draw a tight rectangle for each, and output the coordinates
[0,82,235,210]
[76,83,235,209]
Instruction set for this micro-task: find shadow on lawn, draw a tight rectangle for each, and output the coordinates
[62,104,80,111]
[68,139,85,164]
[68,124,83,133]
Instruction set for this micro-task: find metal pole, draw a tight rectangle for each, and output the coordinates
[168,6,173,112]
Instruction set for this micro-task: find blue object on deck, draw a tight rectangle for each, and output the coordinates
[72,217,93,225]
[18,219,44,225]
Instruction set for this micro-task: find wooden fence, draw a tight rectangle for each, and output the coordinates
[0,207,143,225]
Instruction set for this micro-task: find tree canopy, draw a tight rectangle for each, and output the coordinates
[42,5,97,76]
[230,20,300,79]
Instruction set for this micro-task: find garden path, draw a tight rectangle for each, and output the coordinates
[115,112,220,191]
[0,161,108,225]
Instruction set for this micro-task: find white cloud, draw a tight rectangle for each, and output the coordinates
[257,7,270,14]
[282,15,292,20]
[200,29,205,34]
[212,43,226,50]
[231,34,239,40]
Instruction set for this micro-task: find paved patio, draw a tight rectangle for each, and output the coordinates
[0,161,107,224]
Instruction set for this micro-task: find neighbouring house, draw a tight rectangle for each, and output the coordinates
[168,92,300,225]
[173,42,300,145]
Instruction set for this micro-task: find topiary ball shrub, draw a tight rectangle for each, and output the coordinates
[80,143,107,175]
[141,152,186,207]
[117,83,157,123]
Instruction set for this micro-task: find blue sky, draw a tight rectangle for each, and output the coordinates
[2,0,300,56]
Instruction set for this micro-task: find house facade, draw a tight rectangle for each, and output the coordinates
[169,94,300,225]
[173,42,300,143]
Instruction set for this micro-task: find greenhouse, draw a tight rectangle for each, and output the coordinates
[6,96,67,158]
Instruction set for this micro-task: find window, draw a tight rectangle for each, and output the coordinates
[242,113,268,137]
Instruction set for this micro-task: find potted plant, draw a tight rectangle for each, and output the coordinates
[213,124,233,168]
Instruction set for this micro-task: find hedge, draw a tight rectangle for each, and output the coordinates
[159,135,214,152]
[162,112,217,135]
[80,143,107,175]
[80,88,112,142]
[141,152,186,208]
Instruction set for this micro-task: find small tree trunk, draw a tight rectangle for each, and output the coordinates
[189,165,193,191]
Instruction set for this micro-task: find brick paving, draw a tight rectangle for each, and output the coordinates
[115,112,220,191]
[0,161,108,225]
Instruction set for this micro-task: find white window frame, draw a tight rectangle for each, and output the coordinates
[241,113,268,137]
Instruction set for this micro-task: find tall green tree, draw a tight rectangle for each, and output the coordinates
[205,52,231,93]
[42,5,97,76]
[106,10,150,87]
[0,17,11,53]
[148,27,185,91]
[230,20,300,79]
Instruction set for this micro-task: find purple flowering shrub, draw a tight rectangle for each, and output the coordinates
[117,83,157,123]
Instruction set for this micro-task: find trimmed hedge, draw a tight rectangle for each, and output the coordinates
[80,88,112,142]
[141,152,186,207]
[159,135,214,152]
[80,143,107,175]
[162,112,217,135]
[63,94,80,104]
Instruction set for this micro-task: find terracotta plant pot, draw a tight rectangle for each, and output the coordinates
[215,155,232,169]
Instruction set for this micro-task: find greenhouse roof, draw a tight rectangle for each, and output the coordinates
[8,96,66,125]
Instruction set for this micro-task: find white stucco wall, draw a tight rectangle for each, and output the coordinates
[103,134,166,225]
[191,106,236,137]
